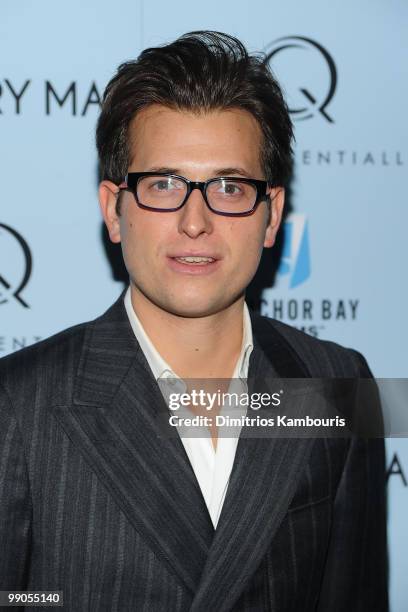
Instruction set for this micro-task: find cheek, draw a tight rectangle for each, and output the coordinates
[119,212,169,266]
[119,214,146,271]
[228,217,266,263]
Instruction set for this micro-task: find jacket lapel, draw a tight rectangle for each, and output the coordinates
[52,294,214,595]
[191,313,316,611]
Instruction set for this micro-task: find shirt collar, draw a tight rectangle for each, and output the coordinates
[124,286,253,381]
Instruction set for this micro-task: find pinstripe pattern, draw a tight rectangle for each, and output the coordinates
[0,295,388,611]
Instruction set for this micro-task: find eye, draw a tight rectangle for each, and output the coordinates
[218,181,243,196]
[153,180,172,191]
[146,177,184,192]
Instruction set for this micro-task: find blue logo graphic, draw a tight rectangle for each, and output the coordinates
[277,213,311,288]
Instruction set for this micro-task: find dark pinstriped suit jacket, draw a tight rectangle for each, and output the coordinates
[0,294,388,611]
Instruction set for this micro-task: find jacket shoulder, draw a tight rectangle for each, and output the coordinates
[0,320,90,399]
[254,314,371,377]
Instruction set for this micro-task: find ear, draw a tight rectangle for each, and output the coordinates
[264,187,285,248]
[99,180,121,243]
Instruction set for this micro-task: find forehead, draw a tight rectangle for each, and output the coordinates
[128,104,263,174]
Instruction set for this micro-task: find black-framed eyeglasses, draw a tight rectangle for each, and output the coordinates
[119,172,271,217]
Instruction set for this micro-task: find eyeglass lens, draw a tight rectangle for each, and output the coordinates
[136,175,257,213]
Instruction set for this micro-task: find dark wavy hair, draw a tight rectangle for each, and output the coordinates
[96,30,293,187]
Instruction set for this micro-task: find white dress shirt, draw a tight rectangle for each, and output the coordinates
[124,287,253,528]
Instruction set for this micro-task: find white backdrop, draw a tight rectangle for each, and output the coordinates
[1,1,407,609]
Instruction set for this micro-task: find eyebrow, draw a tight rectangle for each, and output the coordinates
[146,166,254,178]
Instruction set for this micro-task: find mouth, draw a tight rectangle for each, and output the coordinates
[173,256,216,265]
[167,254,221,275]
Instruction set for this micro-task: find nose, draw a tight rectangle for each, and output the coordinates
[177,186,214,238]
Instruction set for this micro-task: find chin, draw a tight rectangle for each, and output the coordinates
[159,292,242,319]
[163,302,220,319]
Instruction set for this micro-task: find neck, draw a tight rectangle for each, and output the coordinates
[130,285,245,379]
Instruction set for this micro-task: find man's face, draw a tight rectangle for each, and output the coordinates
[100,105,284,318]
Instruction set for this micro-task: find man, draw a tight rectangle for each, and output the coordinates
[0,31,387,611]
